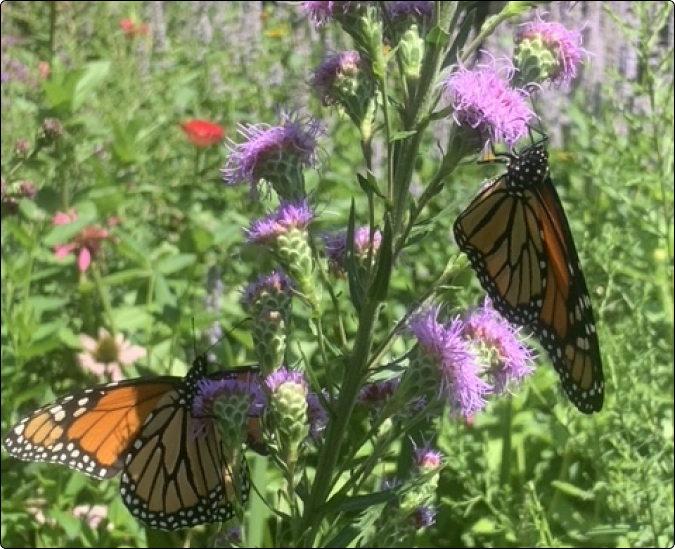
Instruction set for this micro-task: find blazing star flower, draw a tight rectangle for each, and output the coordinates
[246,198,315,244]
[221,111,324,199]
[191,374,265,444]
[193,375,265,419]
[413,442,443,472]
[411,505,437,530]
[407,306,491,419]
[265,367,311,463]
[209,526,242,548]
[442,58,536,148]
[1,179,38,218]
[322,226,382,276]
[514,17,587,86]
[310,50,365,107]
[1,37,30,85]
[301,1,359,26]
[41,118,64,144]
[53,210,114,272]
[77,328,146,382]
[241,270,294,313]
[462,298,535,394]
[180,119,225,148]
[307,391,328,440]
[246,199,317,308]
[242,270,294,375]
[387,1,433,21]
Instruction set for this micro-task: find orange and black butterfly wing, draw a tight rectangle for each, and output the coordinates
[453,145,604,413]
[118,356,254,531]
[3,377,181,479]
[529,170,604,412]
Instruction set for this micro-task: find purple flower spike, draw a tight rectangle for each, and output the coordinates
[265,366,308,394]
[412,505,437,529]
[413,441,443,471]
[515,17,587,85]
[241,270,294,307]
[463,298,536,394]
[307,391,328,439]
[301,1,359,27]
[222,112,324,197]
[387,1,433,21]
[193,376,265,418]
[322,226,382,275]
[408,306,492,418]
[246,198,316,245]
[310,50,363,106]
[442,57,536,148]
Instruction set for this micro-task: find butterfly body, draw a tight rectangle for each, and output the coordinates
[453,144,604,413]
[3,357,262,530]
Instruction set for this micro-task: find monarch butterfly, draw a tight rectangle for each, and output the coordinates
[453,142,604,414]
[3,354,264,530]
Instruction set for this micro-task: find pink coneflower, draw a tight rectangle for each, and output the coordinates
[53,210,114,272]
[77,328,146,382]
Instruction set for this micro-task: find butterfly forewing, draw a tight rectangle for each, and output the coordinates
[3,378,179,479]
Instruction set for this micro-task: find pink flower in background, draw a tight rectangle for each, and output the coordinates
[77,328,146,382]
[53,210,113,272]
[72,504,111,530]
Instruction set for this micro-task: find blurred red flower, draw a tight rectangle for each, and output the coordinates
[120,18,150,38]
[180,119,226,148]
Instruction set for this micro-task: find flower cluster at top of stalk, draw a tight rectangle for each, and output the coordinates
[212,3,587,544]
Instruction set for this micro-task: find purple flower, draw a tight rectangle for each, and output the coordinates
[322,226,382,275]
[515,17,587,85]
[307,391,328,440]
[387,1,433,21]
[408,306,492,418]
[245,198,315,245]
[209,526,242,548]
[411,505,437,529]
[265,366,309,395]
[310,50,363,106]
[413,442,443,471]
[241,270,294,309]
[192,375,265,438]
[442,57,536,148]
[462,298,535,394]
[301,1,360,27]
[221,111,324,198]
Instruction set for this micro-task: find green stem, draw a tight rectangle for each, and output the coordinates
[300,296,380,546]
[498,394,513,487]
[91,263,116,335]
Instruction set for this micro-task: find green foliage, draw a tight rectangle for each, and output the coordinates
[1,2,673,548]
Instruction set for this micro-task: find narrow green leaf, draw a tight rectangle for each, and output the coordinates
[370,215,393,301]
[156,254,197,275]
[72,61,111,111]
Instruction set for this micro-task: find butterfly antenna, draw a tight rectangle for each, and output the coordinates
[192,318,198,358]
[200,317,255,364]
[526,123,549,148]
